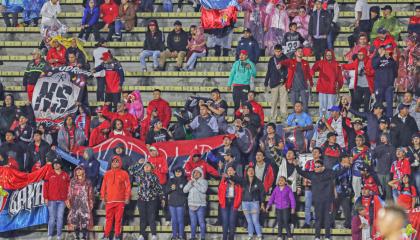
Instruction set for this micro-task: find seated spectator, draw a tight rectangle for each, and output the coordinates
[292,6,310,42]
[184,151,219,180]
[235,29,260,64]
[235,91,264,127]
[98,0,118,42]
[40,0,61,29]
[22,0,44,26]
[183,25,206,71]
[395,35,419,93]
[78,0,100,41]
[286,101,313,152]
[57,115,86,152]
[102,102,137,134]
[408,6,420,34]
[159,20,188,71]
[114,0,136,41]
[65,38,87,66]
[89,119,110,146]
[140,89,172,139]
[23,48,48,101]
[264,2,289,56]
[46,39,66,67]
[240,102,261,138]
[109,119,131,137]
[146,119,172,145]
[390,104,419,148]
[282,22,305,58]
[370,5,402,40]
[140,20,165,72]
[189,104,219,139]
[79,148,100,188]
[1,0,24,27]
[371,27,397,53]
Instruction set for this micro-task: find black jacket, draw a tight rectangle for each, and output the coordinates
[239,176,265,202]
[27,140,51,171]
[308,9,332,37]
[167,29,188,52]
[264,55,288,88]
[390,114,419,147]
[14,124,34,144]
[236,36,260,63]
[166,175,188,207]
[144,30,165,51]
[372,143,395,175]
[0,141,25,171]
[372,54,397,88]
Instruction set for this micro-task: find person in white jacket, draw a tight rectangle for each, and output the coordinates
[40,0,60,26]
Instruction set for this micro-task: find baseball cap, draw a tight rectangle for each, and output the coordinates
[379,117,389,124]
[328,106,341,112]
[240,50,248,55]
[327,132,338,138]
[351,118,363,125]
[377,27,387,34]
[101,51,112,61]
[398,103,410,111]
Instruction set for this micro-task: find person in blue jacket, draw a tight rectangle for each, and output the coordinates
[22,0,44,26]
[235,28,260,64]
[79,147,100,189]
[1,0,24,27]
[78,0,100,41]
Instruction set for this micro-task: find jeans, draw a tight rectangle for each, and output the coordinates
[162,0,173,11]
[314,201,332,239]
[189,206,206,239]
[169,206,185,238]
[2,11,20,27]
[242,201,262,237]
[332,195,351,227]
[78,24,100,41]
[312,38,327,60]
[375,86,394,118]
[351,87,371,113]
[413,171,420,195]
[185,51,206,70]
[47,200,66,238]
[138,199,158,238]
[290,89,309,113]
[232,85,250,111]
[319,93,336,117]
[304,190,312,225]
[140,50,161,69]
[221,199,238,240]
[114,19,123,35]
[276,208,292,238]
[105,93,121,112]
[378,173,391,200]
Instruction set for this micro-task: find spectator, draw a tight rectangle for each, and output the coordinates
[236,29,260,64]
[326,106,350,148]
[216,135,242,168]
[109,119,131,138]
[311,120,330,149]
[351,0,371,46]
[259,122,281,162]
[44,158,69,240]
[344,118,369,151]
[162,0,172,12]
[281,22,305,58]
[183,25,207,71]
[407,133,420,192]
[114,0,136,41]
[389,174,417,210]
[351,205,371,240]
[22,0,44,26]
[94,52,125,112]
[129,161,164,240]
[235,91,264,127]
[228,50,256,111]
[370,5,402,40]
[46,39,66,67]
[79,148,100,188]
[89,120,110,146]
[266,176,296,240]
[92,41,108,101]
[218,166,242,240]
[183,167,208,240]
[254,150,275,193]
[390,104,419,148]
[350,101,384,147]
[350,135,372,199]
[398,91,420,127]
[308,0,331,60]
[166,167,187,240]
[100,156,131,240]
[106,143,134,170]
[159,20,188,71]
[408,6,420,34]
[322,0,340,50]
[98,0,118,41]
[140,20,165,72]
[124,90,144,122]
[27,130,50,172]
[40,0,60,29]
[147,146,168,185]
[226,118,254,158]
[208,88,228,132]
[189,104,219,139]
[0,95,18,139]
[279,47,313,112]
[264,44,288,122]
[390,148,411,186]
[241,0,266,53]
[372,133,395,199]
[103,102,137,134]
[23,48,48,101]
[65,38,87,66]
[321,132,343,170]
[184,152,219,180]
[302,147,321,228]
[75,105,90,138]
[292,6,310,41]
[141,89,172,139]
[1,0,24,27]
[368,6,380,35]
[146,119,172,145]
[286,101,313,152]
[37,123,53,145]
[139,0,153,12]
[78,0,100,41]
[332,156,352,229]
[264,2,289,56]
[311,49,343,117]
[13,113,34,147]
[345,32,371,62]
[57,115,86,152]
[395,35,419,94]
[371,27,398,54]
[66,166,94,240]
[240,102,262,138]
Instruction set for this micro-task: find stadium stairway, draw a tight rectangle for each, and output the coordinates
[0,0,418,239]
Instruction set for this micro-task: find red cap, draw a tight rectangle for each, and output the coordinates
[240,50,248,55]
[223,134,234,140]
[101,52,112,61]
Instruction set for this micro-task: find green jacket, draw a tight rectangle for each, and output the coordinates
[370,16,403,40]
[228,59,257,87]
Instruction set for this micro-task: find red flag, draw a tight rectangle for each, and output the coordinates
[201,6,238,30]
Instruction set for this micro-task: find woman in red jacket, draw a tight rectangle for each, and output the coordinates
[218,165,242,240]
[148,146,168,185]
[98,0,119,41]
[46,39,66,67]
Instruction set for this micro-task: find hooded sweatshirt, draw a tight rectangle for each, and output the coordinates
[148,153,168,185]
[183,167,208,207]
[40,0,61,26]
[79,148,100,187]
[236,36,260,63]
[125,90,144,121]
[228,58,257,87]
[43,166,70,201]
[89,120,111,146]
[311,50,344,94]
[342,48,375,93]
[166,169,188,207]
[100,0,118,24]
[94,58,125,94]
[81,0,99,27]
[184,157,219,180]
[107,143,135,170]
[371,52,397,89]
[144,21,165,51]
[102,105,137,133]
[167,28,189,52]
[100,156,131,203]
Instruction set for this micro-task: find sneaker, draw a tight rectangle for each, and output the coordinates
[177,7,181,12]
[137,236,145,240]
[247,237,253,240]
[151,235,158,240]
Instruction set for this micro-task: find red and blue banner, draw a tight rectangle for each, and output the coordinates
[200,0,239,31]
[0,165,52,232]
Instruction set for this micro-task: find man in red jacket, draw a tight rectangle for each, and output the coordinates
[372,27,397,53]
[279,47,313,112]
[235,91,265,126]
[102,102,137,134]
[43,158,70,240]
[184,152,220,180]
[148,146,168,185]
[46,40,66,67]
[311,49,344,117]
[99,0,118,41]
[100,155,131,240]
[89,120,111,146]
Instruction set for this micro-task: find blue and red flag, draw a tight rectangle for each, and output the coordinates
[200,0,239,31]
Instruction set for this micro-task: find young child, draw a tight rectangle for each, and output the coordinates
[351,205,371,240]
[282,22,305,57]
[266,176,296,240]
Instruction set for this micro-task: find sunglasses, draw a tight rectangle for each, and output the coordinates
[314,165,322,168]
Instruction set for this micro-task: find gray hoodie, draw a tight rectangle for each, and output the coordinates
[183,167,208,208]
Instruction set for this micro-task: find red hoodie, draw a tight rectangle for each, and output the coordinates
[218,177,243,209]
[46,45,66,67]
[140,98,172,139]
[102,105,138,133]
[148,155,168,185]
[43,169,70,201]
[100,0,119,24]
[342,48,375,93]
[235,100,265,126]
[280,58,313,90]
[311,50,344,94]
[89,120,111,147]
[100,156,131,203]
[372,34,397,51]
[184,158,219,180]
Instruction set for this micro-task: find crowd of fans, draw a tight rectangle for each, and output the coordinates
[0,0,419,240]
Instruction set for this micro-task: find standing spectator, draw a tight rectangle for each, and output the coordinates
[281,22,305,58]
[183,25,207,71]
[351,135,372,199]
[391,148,412,181]
[159,20,188,71]
[321,132,343,169]
[140,20,164,72]
[146,119,172,145]
[332,156,352,229]
[292,6,310,41]
[241,0,267,53]
[407,133,420,193]
[240,102,262,138]
[46,39,66,67]
[351,205,371,240]
[114,0,136,41]
[57,115,86,152]
[189,104,219,139]
[94,52,124,112]
[106,143,134,171]
[1,0,24,27]
[266,176,296,240]
[349,102,385,147]
[100,156,131,240]
[98,0,118,41]
[345,32,371,63]
[264,44,288,122]
[40,0,60,29]
[228,50,257,111]
[264,2,289,56]
[13,113,34,147]
[183,167,208,240]
[0,131,24,168]
[279,47,313,112]
[208,88,228,132]
[79,148,100,189]
[27,130,50,172]
[0,95,17,140]
[398,92,419,128]
[129,161,164,240]
[326,106,350,148]
[371,27,397,53]
[372,133,395,199]
[66,166,94,240]
[166,167,187,240]
[302,148,321,228]
[22,0,44,26]
[218,166,242,240]
[44,158,69,240]
[184,152,219,180]
[311,49,343,117]
[408,6,420,34]
[351,0,371,45]
[235,91,264,127]
[254,150,275,193]
[78,0,100,41]
[322,0,340,50]
[65,38,88,66]
[141,89,172,139]
[23,48,48,101]
[370,5,402,40]
[390,104,419,148]
[93,41,108,101]
[147,146,169,185]
[308,0,331,60]
[395,35,419,93]
[236,28,260,64]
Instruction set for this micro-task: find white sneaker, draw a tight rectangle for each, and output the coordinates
[177,7,181,12]
[151,235,158,240]
[277,237,282,240]
[138,236,145,240]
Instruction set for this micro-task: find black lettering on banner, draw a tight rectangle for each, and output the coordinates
[34,82,58,112]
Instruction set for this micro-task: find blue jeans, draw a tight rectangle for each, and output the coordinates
[185,51,206,70]
[319,93,336,117]
[242,201,262,237]
[327,31,334,49]
[115,19,123,35]
[162,0,173,12]
[47,200,65,238]
[304,190,313,225]
[169,206,185,238]
[375,86,394,118]
[189,206,206,239]
[140,50,160,69]
[221,199,238,240]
